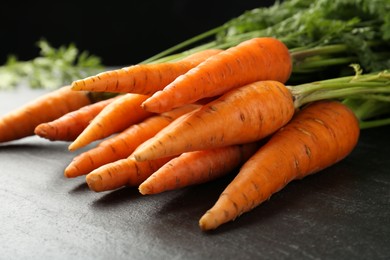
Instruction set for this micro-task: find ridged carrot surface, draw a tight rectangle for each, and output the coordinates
[64,104,200,178]
[0,86,91,143]
[86,156,174,192]
[34,96,120,141]
[199,100,360,231]
[68,93,153,151]
[141,37,292,113]
[138,142,260,195]
[71,49,222,95]
[133,80,295,162]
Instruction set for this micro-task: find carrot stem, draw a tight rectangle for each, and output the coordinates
[359,117,390,129]
[140,25,226,64]
[288,67,390,108]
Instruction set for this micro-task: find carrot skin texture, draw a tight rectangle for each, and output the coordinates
[198,100,360,231]
[0,86,91,143]
[71,49,222,95]
[86,156,174,192]
[133,80,295,162]
[64,104,200,178]
[68,93,153,151]
[139,142,260,195]
[141,37,292,113]
[34,96,119,141]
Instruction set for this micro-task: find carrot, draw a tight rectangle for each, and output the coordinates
[138,142,260,195]
[86,156,174,192]
[0,85,92,143]
[133,80,295,162]
[64,104,200,178]
[68,93,153,151]
[34,95,120,141]
[71,49,222,95]
[141,37,292,113]
[198,100,360,231]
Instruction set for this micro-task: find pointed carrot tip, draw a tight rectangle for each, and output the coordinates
[68,141,82,152]
[141,97,168,114]
[85,173,103,192]
[34,125,47,138]
[198,210,220,231]
[198,218,209,232]
[64,165,79,178]
[71,81,81,91]
[138,183,151,195]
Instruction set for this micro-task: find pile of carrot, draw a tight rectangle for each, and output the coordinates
[3,36,383,232]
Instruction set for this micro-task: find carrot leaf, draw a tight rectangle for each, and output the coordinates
[0,39,104,90]
[142,0,390,84]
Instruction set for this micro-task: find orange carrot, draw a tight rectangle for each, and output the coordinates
[68,93,153,151]
[71,49,222,95]
[64,104,200,178]
[139,142,260,195]
[141,37,292,113]
[0,85,92,143]
[198,100,360,231]
[34,95,120,141]
[86,156,174,192]
[133,80,295,162]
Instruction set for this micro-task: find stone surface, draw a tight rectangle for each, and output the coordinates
[1,87,389,259]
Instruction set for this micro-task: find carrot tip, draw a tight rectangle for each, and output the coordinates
[198,218,210,231]
[34,127,47,138]
[138,183,151,195]
[64,165,80,178]
[68,142,79,152]
[70,81,80,90]
[85,174,103,192]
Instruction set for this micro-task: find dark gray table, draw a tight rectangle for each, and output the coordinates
[1,86,389,259]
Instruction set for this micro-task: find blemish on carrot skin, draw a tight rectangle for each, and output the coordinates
[296,127,312,137]
[294,157,300,171]
[258,113,264,125]
[96,122,103,130]
[209,105,218,112]
[109,144,116,154]
[305,145,311,158]
[240,112,246,122]
[223,210,230,219]
[134,162,140,177]
[241,192,249,204]
[158,71,163,84]
[313,118,325,125]
[167,134,175,140]
[88,155,94,166]
[115,80,119,90]
[219,134,225,143]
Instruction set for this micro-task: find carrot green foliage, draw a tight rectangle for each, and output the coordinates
[142,0,390,83]
[0,39,104,90]
[139,0,390,128]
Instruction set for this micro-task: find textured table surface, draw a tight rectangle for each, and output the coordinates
[1,87,389,259]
